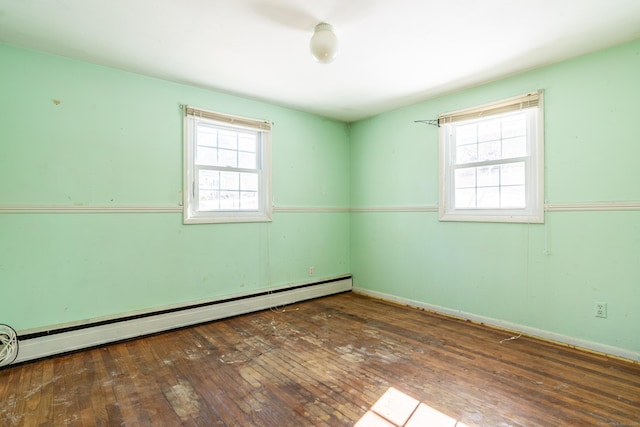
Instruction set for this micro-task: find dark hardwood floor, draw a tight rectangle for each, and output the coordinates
[1,292,639,426]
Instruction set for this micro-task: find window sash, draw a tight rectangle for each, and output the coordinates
[195,166,261,212]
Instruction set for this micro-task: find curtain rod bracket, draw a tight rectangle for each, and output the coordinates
[414,119,440,127]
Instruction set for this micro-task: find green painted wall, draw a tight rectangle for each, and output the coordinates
[350,39,640,354]
[0,44,350,331]
[2,38,639,357]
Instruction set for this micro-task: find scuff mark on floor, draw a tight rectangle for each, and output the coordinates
[162,381,202,421]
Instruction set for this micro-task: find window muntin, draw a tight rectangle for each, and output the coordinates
[439,92,543,223]
[184,107,271,224]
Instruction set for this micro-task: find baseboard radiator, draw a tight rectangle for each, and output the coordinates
[12,276,352,365]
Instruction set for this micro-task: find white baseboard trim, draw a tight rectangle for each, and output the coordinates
[12,277,352,365]
[353,287,639,363]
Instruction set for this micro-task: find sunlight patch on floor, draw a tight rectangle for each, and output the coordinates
[355,387,469,427]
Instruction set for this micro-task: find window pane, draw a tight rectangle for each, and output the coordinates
[198,169,220,211]
[455,188,476,208]
[196,146,217,166]
[502,136,526,159]
[220,172,239,191]
[501,162,525,186]
[240,191,258,210]
[218,130,237,150]
[238,151,256,169]
[456,144,478,164]
[456,124,477,145]
[501,185,526,208]
[196,124,218,166]
[478,119,500,142]
[196,125,217,147]
[477,187,500,208]
[477,166,499,187]
[455,167,475,189]
[218,149,238,168]
[198,169,219,190]
[199,190,219,211]
[502,114,526,138]
[238,133,256,152]
[240,172,258,191]
[219,191,239,209]
[478,141,501,162]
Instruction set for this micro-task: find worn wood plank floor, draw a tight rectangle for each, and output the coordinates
[1,292,639,426]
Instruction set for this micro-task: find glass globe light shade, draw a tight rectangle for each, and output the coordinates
[310,23,338,64]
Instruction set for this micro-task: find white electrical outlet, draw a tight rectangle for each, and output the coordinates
[308,266,315,277]
[595,302,607,318]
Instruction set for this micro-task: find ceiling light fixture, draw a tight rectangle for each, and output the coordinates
[310,23,338,64]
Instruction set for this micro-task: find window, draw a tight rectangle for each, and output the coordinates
[183,106,272,224]
[439,91,544,223]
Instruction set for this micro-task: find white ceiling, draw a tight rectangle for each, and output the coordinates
[1,0,640,122]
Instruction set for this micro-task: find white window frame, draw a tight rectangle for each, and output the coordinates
[439,91,544,223]
[183,106,272,224]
